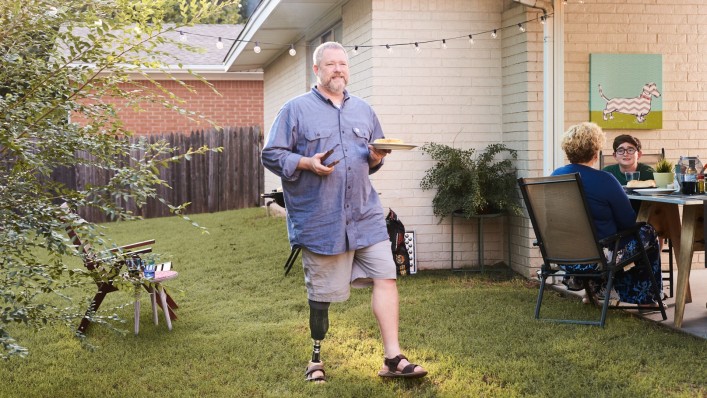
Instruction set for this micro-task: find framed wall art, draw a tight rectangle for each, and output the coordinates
[589,53,663,130]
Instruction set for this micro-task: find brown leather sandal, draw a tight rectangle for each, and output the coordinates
[305,361,326,383]
[378,354,428,379]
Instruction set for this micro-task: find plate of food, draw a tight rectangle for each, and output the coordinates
[623,179,657,193]
[633,188,676,196]
[371,138,417,150]
[626,179,656,189]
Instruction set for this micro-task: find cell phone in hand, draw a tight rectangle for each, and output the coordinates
[320,143,340,163]
[324,158,341,167]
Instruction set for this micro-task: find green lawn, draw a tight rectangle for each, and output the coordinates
[0,208,705,397]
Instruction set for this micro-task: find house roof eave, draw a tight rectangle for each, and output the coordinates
[224,0,344,72]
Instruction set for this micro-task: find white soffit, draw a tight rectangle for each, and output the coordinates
[225,0,343,72]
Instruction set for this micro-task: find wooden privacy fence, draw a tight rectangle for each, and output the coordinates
[56,126,263,223]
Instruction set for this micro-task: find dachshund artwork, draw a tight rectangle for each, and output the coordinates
[598,83,661,123]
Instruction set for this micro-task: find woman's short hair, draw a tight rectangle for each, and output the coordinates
[561,122,605,164]
[612,134,642,152]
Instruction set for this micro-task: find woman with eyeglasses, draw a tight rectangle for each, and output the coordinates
[602,134,655,185]
[551,122,663,308]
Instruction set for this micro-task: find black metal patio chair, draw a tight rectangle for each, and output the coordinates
[517,173,667,327]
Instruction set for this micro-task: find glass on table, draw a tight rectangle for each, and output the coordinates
[625,171,640,182]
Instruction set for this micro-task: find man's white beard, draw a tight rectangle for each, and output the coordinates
[320,76,347,94]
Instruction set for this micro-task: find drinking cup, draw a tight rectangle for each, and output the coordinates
[143,261,156,279]
[625,171,640,182]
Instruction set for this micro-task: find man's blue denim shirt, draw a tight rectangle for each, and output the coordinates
[262,87,390,255]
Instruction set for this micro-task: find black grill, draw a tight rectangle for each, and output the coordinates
[261,189,285,208]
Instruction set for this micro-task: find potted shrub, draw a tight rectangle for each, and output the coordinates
[420,142,521,221]
[653,158,674,188]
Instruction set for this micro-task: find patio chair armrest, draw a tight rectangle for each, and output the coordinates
[598,222,646,246]
[101,247,152,259]
[91,247,153,268]
[108,240,156,253]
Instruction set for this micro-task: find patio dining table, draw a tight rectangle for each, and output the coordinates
[627,191,706,328]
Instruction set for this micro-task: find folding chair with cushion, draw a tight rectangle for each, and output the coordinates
[61,204,178,334]
[517,173,667,327]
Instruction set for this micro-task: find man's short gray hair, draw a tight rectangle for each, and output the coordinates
[313,42,347,66]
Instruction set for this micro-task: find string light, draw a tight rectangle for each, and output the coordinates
[169,12,558,56]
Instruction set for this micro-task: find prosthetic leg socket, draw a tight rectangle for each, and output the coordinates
[309,300,330,362]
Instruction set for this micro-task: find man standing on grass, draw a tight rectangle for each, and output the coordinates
[261,41,427,383]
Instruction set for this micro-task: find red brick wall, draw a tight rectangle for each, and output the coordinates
[76,79,263,135]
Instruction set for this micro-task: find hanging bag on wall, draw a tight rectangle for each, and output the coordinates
[385,209,411,276]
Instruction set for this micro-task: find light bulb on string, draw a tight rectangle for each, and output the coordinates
[179,31,187,42]
[540,15,546,24]
[518,23,525,33]
[491,29,497,39]
[352,45,359,55]
[386,44,392,53]
[216,37,223,49]
[468,34,474,45]
[414,42,421,53]
[289,44,296,56]
[441,39,447,50]
[254,42,261,53]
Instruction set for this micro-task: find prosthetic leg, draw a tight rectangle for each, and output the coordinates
[309,299,330,362]
[305,300,330,383]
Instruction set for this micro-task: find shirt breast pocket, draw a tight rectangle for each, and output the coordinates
[303,129,335,153]
[351,127,371,143]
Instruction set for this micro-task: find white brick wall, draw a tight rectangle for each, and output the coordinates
[366,0,507,270]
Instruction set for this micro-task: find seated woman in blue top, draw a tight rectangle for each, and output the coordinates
[551,122,663,307]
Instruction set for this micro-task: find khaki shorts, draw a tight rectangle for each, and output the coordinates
[301,239,396,302]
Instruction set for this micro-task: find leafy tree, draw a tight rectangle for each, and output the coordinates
[163,0,244,24]
[0,0,236,358]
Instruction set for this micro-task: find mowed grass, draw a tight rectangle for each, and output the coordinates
[0,207,705,398]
